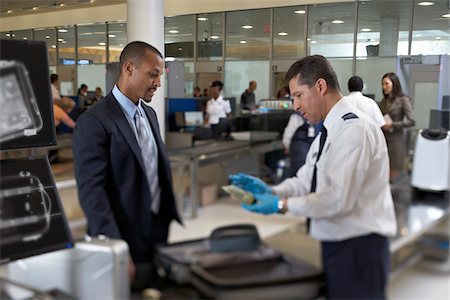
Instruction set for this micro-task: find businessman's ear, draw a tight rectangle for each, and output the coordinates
[123,60,134,77]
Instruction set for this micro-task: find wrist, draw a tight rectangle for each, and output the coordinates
[277,198,288,214]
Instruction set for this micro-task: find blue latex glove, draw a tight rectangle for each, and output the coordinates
[229,173,272,195]
[241,193,279,215]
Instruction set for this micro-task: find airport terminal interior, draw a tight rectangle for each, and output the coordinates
[0,0,449,299]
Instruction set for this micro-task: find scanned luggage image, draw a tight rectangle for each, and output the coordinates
[0,172,51,245]
[0,157,73,263]
[0,60,43,143]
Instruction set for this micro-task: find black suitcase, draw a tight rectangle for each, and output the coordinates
[155,224,324,299]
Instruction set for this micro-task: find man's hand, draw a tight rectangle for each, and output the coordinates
[242,193,279,215]
[128,254,136,284]
[229,173,272,195]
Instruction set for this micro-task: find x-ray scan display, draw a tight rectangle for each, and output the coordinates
[0,39,57,150]
[0,60,43,142]
[0,157,73,264]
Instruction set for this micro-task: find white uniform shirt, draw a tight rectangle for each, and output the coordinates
[206,95,231,125]
[272,99,397,241]
[344,92,386,127]
[51,83,61,102]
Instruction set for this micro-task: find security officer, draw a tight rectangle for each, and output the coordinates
[282,111,321,177]
[231,55,397,299]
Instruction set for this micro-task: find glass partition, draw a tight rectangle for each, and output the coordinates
[197,12,223,60]
[355,57,397,102]
[165,15,195,60]
[356,0,412,57]
[77,23,107,64]
[307,2,355,57]
[273,6,307,60]
[411,0,450,55]
[225,9,271,60]
[33,28,57,66]
[224,61,270,105]
[108,21,127,62]
[57,26,76,62]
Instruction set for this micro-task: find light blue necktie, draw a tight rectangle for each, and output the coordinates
[134,108,160,213]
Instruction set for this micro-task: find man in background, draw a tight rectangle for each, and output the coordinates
[50,73,61,102]
[240,80,257,110]
[346,75,385,128]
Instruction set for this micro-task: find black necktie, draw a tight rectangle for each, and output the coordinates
[307,125,328,233]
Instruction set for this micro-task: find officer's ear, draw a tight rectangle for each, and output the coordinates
[316,78,327,95]
[123,60,134,77]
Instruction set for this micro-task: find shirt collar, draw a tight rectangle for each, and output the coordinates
[349,91,362,96]
[211,95,223,102]
[323,97,348,130]
[112,84,139,119]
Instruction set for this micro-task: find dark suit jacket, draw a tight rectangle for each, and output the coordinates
[73,92,181,263]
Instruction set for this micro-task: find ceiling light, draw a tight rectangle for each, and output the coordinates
[211,35,219,39]
[108,34,116,37]
[7,10,12,13]
[32,7,38,11]
[58,38,64,42]
[442,13,450,18]
[331,20,344,24]
[418,1,434,6]
[294,10,306,14]
[58,29,68,33]
[240,40,247,44]
[52,45,56,48]
[197,17,207,21]
[310,41,317,44]
[165,57,175,62]
[415,34,422,37]
[98,42,106,46]
[435,37,441,39]
[62,41,67,44]
[90,0,95,3]
[45,35,50,39]
[60,3,65,7]
[361,28,372,32]
[278,32,288,36]
[242,25,253,29]
[178,47,182,51]
[307,38,311,41]
[168,30,179,34]
[6,33,10,37]
[23,37,28,40]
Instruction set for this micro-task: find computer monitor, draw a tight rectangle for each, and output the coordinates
[0,40,57,150]
[184,111,204,126]
[0,156,74,264]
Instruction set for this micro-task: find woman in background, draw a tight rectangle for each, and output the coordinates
[379,72,415,181]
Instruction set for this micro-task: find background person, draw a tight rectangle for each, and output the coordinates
[346,76,385,128]
[240,80,257,110]
[379,72,415,181]
[193,86,202,97]
[206,80,232,139]
[73,41,181,291]
[231,55,396,300]
[50,73,61,102]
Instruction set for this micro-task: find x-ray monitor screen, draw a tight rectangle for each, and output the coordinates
[0,156,74,264]
[184,111,204,126]
[0,39,57,150]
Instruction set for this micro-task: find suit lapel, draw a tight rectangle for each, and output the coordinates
[105,96,146,171]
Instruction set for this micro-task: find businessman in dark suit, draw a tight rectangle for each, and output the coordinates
[73,41,181,290]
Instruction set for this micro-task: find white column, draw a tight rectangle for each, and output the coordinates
[127,0,166,139]
[379,17,399,57]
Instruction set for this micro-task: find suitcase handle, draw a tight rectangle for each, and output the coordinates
[209,224,261,252]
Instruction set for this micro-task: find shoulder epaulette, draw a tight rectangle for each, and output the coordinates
[342,112,359,120]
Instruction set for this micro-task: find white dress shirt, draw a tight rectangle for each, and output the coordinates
[206,95,231,125]
[344,92,386,127]
[51,83,61,102]
[272,98,397,241]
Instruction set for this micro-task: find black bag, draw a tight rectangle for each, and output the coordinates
[155,224,324,299]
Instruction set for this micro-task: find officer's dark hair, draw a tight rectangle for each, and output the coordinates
[348,76,363,92]
[285,55,340,91]
[382,72,405,98]
[210,80,224,91]
[119,41,163,74]
[50,73,59,84]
